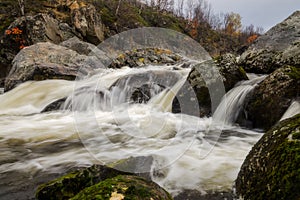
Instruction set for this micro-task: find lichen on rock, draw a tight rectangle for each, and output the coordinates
[236,114,300,200]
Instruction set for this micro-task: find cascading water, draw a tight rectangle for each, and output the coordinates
[280,100,300,121]
[0,65,263,199]
[213,74,267,125]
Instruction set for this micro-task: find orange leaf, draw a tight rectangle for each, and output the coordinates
[5,29,12,35]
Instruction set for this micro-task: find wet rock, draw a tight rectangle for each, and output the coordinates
[174,190,234,200]
[215,53,248,91]
[36,165,132,200]
[108,156,154,180]
[239,11,300,73]
[236,114,300,200]
[41,98,67,113]
[36,164,172,200]
[173,55,247,117]
[4,42,103,91]
[243,65,300,130]
[111,70,180,104]
[71,175,172,200]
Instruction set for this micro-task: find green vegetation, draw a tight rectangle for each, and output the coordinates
[35,165,131,200]
[71,175,172,200]
[287,65,300,80]
[36,165,172,200]
[236,114,300,200]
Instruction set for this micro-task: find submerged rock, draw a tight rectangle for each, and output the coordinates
[236,114,300,200]
[239,11,300,73]
[243,65,300,130]
[4,42,102,91]
[41,97,67,113]
[174,190,234,200]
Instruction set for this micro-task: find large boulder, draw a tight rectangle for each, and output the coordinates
[4,42,102,91]
[173,54,247,117]
[239,11,300,73]
[71,175,172,200]
[0,13,76,86]
[36,165,131,200]
[36,164,172,200]
[236,114,300,200]
[242,65,300,130]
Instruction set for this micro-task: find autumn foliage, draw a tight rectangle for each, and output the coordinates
[5,27,26,49]
[247,34,258,44]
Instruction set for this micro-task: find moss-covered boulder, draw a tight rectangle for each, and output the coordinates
[236,114,300,200]
[36,165,132,200]
[71,175,172,200]
[243,65,300,130]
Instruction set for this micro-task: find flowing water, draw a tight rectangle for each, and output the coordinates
[0,65,263,199]
[280,100,300,121]
[213,74,267,125]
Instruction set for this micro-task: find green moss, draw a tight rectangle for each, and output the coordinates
[35,165,132,200]
[236,114,300,200]
[71,175,173,200]
[287,66,300,80]
[238,66,247,78]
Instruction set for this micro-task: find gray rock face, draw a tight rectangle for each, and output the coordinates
[242,65,300,130]
[4,42,103,91]
[239,11,300,73]
[7,13,75,45]
[236,114,300,200]
[215,53,248,91]
[60,37,100,56]
[71,3,105,44]
[0,13,77,86]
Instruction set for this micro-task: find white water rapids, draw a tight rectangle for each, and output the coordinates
[0,65,263,199]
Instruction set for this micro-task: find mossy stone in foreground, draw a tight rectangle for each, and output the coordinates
[71,175,173,200]
[36,165,131,200]
[236,114,300,200]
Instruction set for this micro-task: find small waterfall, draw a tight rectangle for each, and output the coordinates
[280,100,300,121]
[63,66,187,112]
[149,76,188,112]
[0,80,74,115]
[213,75,266,125]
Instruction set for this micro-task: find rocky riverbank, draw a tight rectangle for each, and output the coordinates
[0,0,299,199]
